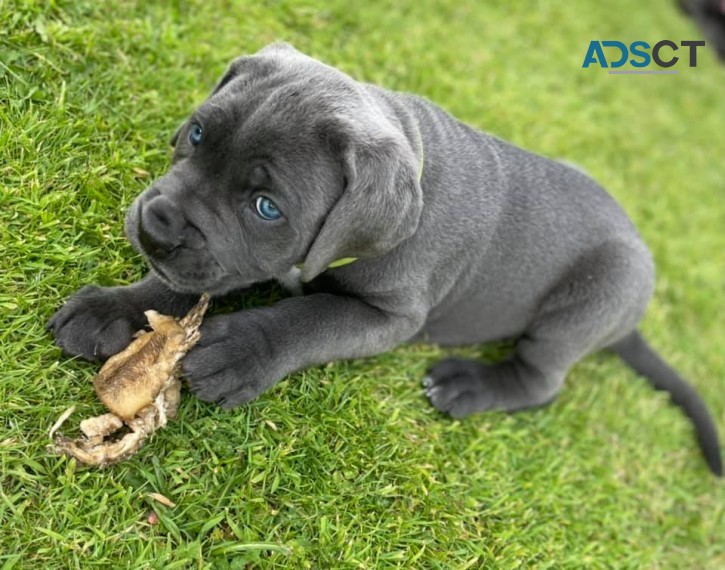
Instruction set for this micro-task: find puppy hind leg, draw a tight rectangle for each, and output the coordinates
[425,242,654,418]
[424,354,564,418]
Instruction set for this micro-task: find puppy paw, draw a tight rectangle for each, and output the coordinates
[423,358,494,418]
[182,315,277,408]
[47,285,145,361]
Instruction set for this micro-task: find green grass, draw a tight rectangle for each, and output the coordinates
[2,0,724,567]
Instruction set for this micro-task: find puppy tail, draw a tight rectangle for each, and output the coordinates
[611,330,722,476]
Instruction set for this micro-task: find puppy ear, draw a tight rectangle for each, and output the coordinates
[211,45,292,98]
[211,52,275,96]
[301,119,424,282]
[211,59,245,95]
[170,123,183,147]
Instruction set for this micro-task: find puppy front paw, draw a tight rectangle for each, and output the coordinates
[47,285,145,361]
[182,315,279,408]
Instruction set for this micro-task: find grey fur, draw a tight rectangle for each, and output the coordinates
[678,0,725,62]
[47,43,721,475]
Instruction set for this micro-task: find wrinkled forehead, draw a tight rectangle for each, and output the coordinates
[201,48,366,139]
[182,55,354,175]
[218,45,361,102]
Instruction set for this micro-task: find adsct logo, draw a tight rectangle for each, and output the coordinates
[583,40,706,74]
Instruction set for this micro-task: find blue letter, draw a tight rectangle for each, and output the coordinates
[582,41,607,68]
[629,41,651,67]
[603,41,628,68]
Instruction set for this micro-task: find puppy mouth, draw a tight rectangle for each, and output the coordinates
[126,198,219,292]
[148,256,224,294]
[125,193,256,295]
[146,258,175,285]
[147,254,255,296]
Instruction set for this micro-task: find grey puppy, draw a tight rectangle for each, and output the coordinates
[48,43,722,475]
[678,0,725,61]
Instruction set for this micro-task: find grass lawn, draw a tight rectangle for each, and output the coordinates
[2,0,724,567]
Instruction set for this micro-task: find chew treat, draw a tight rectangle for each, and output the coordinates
[48,294,210,467]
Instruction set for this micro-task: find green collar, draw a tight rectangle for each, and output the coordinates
[298,125,424,273]
[295,256,357,271]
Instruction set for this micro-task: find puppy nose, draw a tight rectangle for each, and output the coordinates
[138,194,186,257]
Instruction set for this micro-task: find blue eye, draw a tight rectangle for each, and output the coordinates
[255,196,282,220]
[189,123,203,146]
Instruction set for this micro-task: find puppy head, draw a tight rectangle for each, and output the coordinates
[125,43,423,295]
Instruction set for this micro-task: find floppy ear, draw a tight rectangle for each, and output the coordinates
[210,58,247,95]
[170,124,183,147]
[300,119,424,282]
[211,48,281,96]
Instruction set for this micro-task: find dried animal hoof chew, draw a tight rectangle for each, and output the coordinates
[48,294,210,467]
